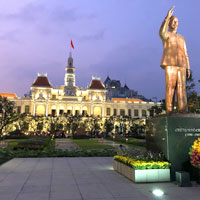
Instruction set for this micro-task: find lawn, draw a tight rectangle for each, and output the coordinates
[72,139,114,150]
[6,139,27,150]
[5,137,55,151]
[106,136,146,148]
[0,137,116,163]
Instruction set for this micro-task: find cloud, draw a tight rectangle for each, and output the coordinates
[0,29,21,42]
[0,1,98,40]
[50,7,79,22]
[0,2,96,24]
[78,30,105,41]
[0,3,45,23]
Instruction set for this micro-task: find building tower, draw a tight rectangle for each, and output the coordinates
[64,52,76,96]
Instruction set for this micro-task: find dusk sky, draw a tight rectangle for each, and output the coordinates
[0,0,199,100]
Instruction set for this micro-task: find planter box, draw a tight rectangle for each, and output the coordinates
[113,160,170,183]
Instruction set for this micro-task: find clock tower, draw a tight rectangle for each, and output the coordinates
[64,52,76,96]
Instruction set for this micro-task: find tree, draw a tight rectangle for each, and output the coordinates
[0,97,23,136]
[186,71,196,98]
[37,122,43,133]
[148,99,166,117]
[186,71,200,113]
[66,115,81,135]
[88,117,101,134]
[20,121,29,132]
[104,118,114,136]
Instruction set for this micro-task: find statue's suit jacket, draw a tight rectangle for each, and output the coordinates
[159,18,190,70]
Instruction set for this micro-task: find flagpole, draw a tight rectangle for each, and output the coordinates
[70,40,74,57]
[70,40,72,56]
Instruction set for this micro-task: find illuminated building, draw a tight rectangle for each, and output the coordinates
[1,53,158,118]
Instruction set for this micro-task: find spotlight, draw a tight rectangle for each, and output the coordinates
[152,189,164,197]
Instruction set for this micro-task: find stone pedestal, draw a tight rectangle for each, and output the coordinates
[146,114,200,180]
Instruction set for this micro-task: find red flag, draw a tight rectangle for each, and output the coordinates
[71,40,74,49]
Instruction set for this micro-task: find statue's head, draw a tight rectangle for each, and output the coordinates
[169,16,178,32]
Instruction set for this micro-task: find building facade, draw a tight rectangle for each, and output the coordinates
[104,76,150,101]
[1,53,159,118]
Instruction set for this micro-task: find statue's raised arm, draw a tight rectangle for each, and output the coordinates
[166,6,175,19]
[159,6,175,41]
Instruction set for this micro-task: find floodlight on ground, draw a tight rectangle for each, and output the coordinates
[152,189,164,197]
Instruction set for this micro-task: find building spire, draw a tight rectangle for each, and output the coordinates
[64,51,76,96]
[68,51,73,67]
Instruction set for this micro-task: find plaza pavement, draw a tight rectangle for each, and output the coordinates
[0,157,200,200]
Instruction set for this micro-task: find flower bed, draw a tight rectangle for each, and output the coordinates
[113,155,171,183]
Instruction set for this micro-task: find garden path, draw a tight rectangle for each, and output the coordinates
[0,140,7,148]
[55,138,80,151]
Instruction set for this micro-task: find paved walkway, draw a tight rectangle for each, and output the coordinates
[55,139,80,151]
[0,157,199,200]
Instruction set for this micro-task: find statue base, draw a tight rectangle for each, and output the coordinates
[146,113,200,180]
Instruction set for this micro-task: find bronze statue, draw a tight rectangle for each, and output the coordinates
[159,6,190,114]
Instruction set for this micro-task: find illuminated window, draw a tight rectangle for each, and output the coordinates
[36,105,45,115]
[67,110,72,115]
[17,106,21,114]
[51,109,56,116]
[59,110,64,115]
[93,107,101,116]
[134,109,139,117]
[120,109,125,116]
[75,110,80,115]
[25,105,30,114]
[82,110,87,116]
[92,96,97,101]
[142,110,147,117]
[106,108,111,116]
[128,109,131,117]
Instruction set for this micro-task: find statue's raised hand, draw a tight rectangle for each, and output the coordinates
[166,6,175,19]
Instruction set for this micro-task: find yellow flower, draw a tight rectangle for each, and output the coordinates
[192,138,200,153]
[114,155,170,169]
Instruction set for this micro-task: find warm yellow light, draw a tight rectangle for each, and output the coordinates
[36,105,45,115]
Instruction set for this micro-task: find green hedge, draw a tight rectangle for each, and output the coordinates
[0,149,117,159]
